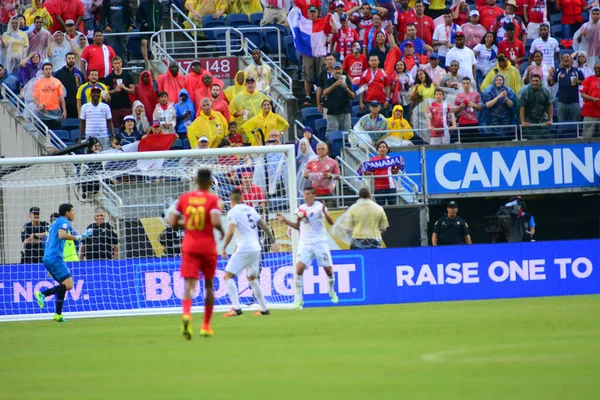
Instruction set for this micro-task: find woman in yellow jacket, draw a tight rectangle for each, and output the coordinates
[240,99,289,145]
[187,98,229,148]
[385,105,414,146]
[24,0,54,30]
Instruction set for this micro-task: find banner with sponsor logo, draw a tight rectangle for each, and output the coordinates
[1,239,598,318]
[425,143,600,195]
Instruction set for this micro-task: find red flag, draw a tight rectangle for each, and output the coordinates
[138,133,178,152]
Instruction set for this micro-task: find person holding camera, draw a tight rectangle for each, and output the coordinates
[322,61,355,137]
[432,201,472,246]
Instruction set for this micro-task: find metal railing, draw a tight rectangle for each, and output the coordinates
[1,84,67,152]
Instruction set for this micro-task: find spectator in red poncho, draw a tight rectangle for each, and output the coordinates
[193,73,226,109]
[157,61,186,103]
[47,0,85,33]
[135,70,158,120]
[184,59,214,95]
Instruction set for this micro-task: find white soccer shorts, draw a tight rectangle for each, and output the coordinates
[225,251,261,277]
[297,241,333,268]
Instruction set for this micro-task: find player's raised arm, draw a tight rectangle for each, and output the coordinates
[59,227,92,242]
[258,219,280,252]
[277,212,299,230]
[322,203,334,226]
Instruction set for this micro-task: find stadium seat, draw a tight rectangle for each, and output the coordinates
[263,28,284,56]
[313,118,328,141]
[127,31,143,60]
[351,116,359,127]
[549,13,562,26]
[203,15,225,40]
[215,30,243,54]
[183,138,191,149]
[582,11,589,21]
[351,105,366,118]
[411,133,425,146]
[300,107,323,131]
[53,129,70,142]
[226,13,250,27]
[525,38,534,50]
[238,26,263,49]
[328,130,345,158]
[284,36,299,65]
[69,129,80,142]
[551,25,562,38]
[250,12,263,25]
[519,61,528,76]
[62,118,79,130]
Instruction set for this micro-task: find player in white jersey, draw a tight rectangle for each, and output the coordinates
[277,187,338,310]
[222,188,279,317]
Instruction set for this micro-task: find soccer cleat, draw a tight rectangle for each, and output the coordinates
[181,315,192,341]
[293,301,304,310]
[329,291,339,304]
[53,314,66,323]
[34,291,45,309]
[252,310,270,316]
[200,323,214,337]
[223,308,243,318]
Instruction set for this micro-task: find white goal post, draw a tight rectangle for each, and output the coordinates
[0,145,298,322]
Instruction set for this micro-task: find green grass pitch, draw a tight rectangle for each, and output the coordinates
[1,295,599,400]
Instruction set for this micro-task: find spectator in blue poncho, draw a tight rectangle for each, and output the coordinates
[480,74,517,140]
[174,88,195,138]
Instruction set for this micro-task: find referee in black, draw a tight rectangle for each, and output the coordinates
[432,201,472,246]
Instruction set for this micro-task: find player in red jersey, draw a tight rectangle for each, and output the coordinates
[170,169,224,339]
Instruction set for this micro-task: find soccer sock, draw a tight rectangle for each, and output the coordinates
[249,280,267,312]
[182,298,192,317]
[203,305,213,326]
[55,285,66,315]
[328,276,335,294]
[41,284,65,297]
[295,277,303,303]
[226,279,241,310]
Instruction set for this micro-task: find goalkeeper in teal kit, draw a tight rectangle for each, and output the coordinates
[34,204,92,322]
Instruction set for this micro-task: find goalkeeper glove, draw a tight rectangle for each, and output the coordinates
[76,228,94,241]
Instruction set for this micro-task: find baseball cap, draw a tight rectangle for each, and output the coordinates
[540,22,550,28]
[447,201,458,208]
[429,52,439,59]
[469,10,479,17]
[369,100,381,107]
[455,31,465,38]
[151,120,161,128]
[199,136,209,142]
[404,41,414,47]
[50,212,60,220]
[123,115,135,123]
[190,59,201,66]
[65,19,75,25]
[308,6,318,12]
[302,126,313,134]
[334,1,344,7]
[245,76,256,82]
[333,61,343,68]
[340,14,348,20]
[592,6,600,12]
[241,171,253,178]
[90,85,102,93]
[498,53,507,61]
[29,206,40,214]
[505,22,516,30]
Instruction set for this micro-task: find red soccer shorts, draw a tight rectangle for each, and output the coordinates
[180,251,217,280]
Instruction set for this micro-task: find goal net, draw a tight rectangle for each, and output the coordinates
[0,145,298,322]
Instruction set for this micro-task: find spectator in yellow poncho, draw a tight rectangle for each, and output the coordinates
[240,99,289,145]
[224,70,246,102]
[480,55,523,94]
[227,0,262,15]
[187,97,228,148]
[184,0,227,29]
[24,0,54,30]
[229,76,269,127]
[386,105,414,140]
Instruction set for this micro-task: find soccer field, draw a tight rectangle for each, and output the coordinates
[1,296,599,400]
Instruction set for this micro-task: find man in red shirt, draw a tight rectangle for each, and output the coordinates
[171,169,224,339]
[580,63,600,139]
[453,77,483,141]
[479,0,504,31]
[330,14,359,61]
[342,41,368,86]
[413,0,434,45]
[523,0,547,39]
[497,23,526,69]
[362,13,388,55]
[393,0,416,41]
[49,0,85,33]
[237,172,266,209]
[358,54,391,111]
[80,31,116,79]
[427,88,457,145]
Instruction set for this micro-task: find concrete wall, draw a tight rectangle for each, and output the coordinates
[0,101,48,158]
